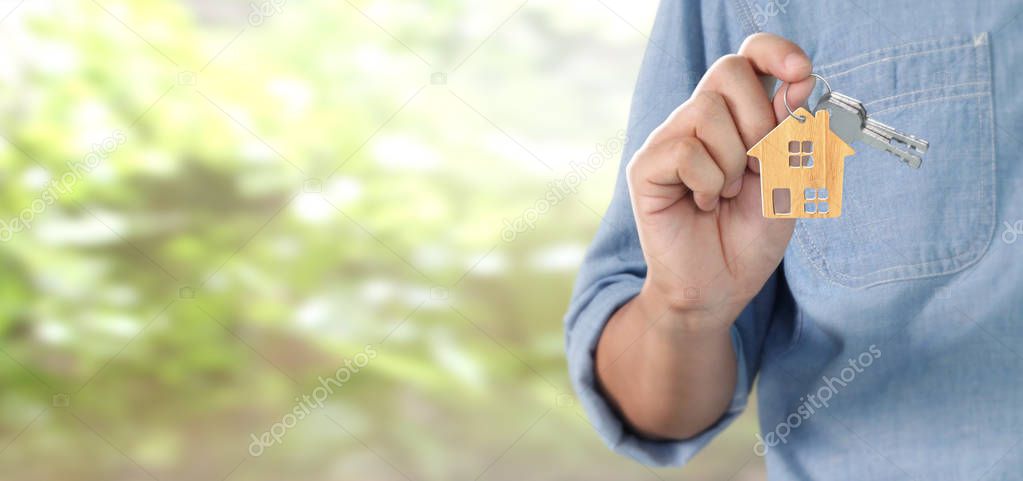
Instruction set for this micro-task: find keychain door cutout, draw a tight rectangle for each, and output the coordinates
[747,107,854,219]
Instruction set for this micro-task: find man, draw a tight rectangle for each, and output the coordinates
[564,1,1020,479]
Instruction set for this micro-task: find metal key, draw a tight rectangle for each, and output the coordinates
[829,92,930,154]
[814,91,928,169]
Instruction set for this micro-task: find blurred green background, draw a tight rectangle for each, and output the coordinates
[0,1,763,479]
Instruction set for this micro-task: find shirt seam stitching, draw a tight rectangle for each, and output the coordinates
[731,0,760,36]
[820,43,975,80]
[815,34,980,72]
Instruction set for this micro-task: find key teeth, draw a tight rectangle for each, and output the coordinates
[896,136,929,153]
[892,137,928,155]
[896,148,924,169]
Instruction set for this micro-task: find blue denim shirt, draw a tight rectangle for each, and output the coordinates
[564,1,1023,479]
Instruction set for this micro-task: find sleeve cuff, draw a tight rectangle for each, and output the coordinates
[565,280,750,467]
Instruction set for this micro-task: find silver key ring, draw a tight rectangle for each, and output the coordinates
[784,73,831,122]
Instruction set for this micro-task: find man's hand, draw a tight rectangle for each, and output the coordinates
[626,32,814,329]
[596,33,814,440]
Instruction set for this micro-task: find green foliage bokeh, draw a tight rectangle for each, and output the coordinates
[0,2,760,480]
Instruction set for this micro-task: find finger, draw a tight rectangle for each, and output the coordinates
[772,76,816,123]
[747,155,761,174]
[737,32,812,83]
[670,138,725,211]
[649,89,750,188]
[632,137,725,212]
[684,92,747,198]
[697,54,777,148]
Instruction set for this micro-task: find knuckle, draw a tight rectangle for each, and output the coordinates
[674,139,724,192]
[674,137,702,162]
[739,32,772,52]
[713,54,749,73]
[687,91,725,119]
[646,120,677,145]
[625,150,644,180]
[705,54,753,87]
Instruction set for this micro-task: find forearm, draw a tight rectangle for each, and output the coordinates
[585,31,807,445]
[595,286,738,440]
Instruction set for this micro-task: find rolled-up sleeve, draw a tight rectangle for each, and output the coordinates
[563,0,778,467]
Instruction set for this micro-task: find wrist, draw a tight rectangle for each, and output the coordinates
[635,282,736,336]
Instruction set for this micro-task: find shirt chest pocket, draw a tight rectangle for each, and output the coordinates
[789,33,995,288]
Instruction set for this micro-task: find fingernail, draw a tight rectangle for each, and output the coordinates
[784,53,810,76]
[725,179,742,197]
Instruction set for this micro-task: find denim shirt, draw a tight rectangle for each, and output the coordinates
[564,1,1023,479]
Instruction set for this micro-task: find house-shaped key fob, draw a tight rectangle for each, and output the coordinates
[747,107,855,218]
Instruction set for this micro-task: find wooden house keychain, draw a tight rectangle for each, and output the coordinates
[747,74,929,218]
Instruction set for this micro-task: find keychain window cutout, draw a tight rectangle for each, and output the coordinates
[803,188,830,215]
[748,107,855,219]
[788,141,814,168]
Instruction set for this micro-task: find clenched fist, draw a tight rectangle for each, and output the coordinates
[597,33,815,440]
[626,32,814,329]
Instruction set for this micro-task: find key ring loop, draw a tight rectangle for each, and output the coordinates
[784,73,831,123]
